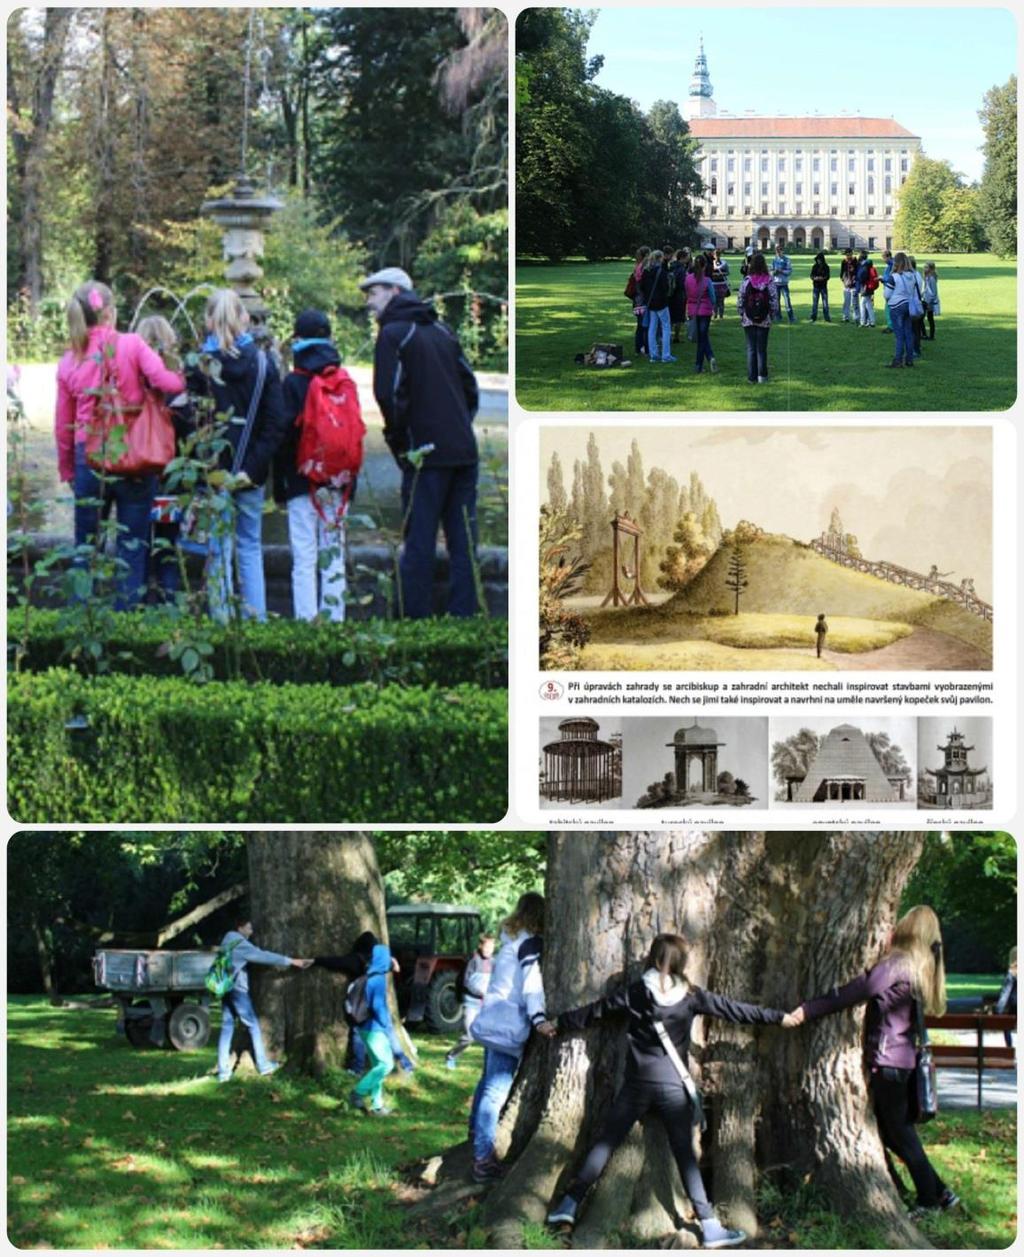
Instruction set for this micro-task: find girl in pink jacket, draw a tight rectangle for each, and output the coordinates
[55,281,185,608]
[684,257,718,375]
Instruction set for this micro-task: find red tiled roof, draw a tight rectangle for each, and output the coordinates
[688,117,917,139]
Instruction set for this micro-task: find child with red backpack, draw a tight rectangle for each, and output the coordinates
[857,252,879,327]
[273,310,365,621]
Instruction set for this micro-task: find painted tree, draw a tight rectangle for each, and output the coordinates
[866,732,913,787]
[977,75,1017,257]
[658,510,714,592]
[547,451,568,513]
[246,832,390,1076]
[723,546,749,615]
[770,729,822,799]
[639,466,682,589]
[442,831,927,1249]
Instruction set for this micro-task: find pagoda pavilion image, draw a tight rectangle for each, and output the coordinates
[919,726,992,809]
[785,723,908,804]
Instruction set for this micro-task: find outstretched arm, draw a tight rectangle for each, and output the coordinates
[696,986,785,1026]
[556,985,631,1034]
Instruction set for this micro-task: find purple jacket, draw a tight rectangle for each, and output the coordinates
[800,954,918,1069]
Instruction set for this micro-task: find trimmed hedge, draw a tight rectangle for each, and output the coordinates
[13,611,507,688]
[8,669,508,823]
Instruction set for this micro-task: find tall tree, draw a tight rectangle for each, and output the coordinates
[246,833,389,1076]
[547,451,568,513]
[893,156,971,253]
[7,8,73,309]
[426,832,927,1248]
[724,545,749,614]
[977,75,1017,257]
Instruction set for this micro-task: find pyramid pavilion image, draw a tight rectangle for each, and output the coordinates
[786,723,909,804]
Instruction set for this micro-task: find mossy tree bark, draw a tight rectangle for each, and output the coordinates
[245,832,388,1077]
[478,830,927,1249]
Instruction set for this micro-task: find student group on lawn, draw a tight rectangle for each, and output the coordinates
[214,895,994,1249]
[52,267,481,621]
[626,241,941,382]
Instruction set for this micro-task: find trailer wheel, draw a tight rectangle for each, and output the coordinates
[125,1008,156,1049]
[168,1002,211,1051]
[424,973,462,1033]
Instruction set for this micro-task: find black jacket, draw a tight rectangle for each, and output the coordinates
[314,930,379,978]
[811,260,831,287]
[272,342,358,506]
[187,341,288,488]
[640,265,671,312]
[558,977,784,1086]
[372,291,478,469]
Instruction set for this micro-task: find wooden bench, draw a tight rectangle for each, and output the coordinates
[925,1012,1016,1108]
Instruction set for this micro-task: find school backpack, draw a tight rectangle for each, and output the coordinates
[864,266,879,294]
[344,974,372,1026]
[295,365,366,523]
[204,939,243,998]
[624,271,638,301]
[742,281,772,323]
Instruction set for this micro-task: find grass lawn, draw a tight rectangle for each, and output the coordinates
[947,973,1004,1001]
[7,996,1015,1249]
[515,253,1016,411]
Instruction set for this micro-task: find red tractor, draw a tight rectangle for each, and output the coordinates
[386,903,483,1034]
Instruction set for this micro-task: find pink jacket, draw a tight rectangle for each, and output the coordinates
[55,325,185,482]
[684,273,715,317]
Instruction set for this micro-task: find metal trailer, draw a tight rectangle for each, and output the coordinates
[93,948,217,1050]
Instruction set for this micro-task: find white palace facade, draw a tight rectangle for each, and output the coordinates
[684,40,921,252]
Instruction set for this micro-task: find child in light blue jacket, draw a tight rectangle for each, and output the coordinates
[350,943,399,1115]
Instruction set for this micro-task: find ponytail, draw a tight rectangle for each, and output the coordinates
[67,281,115,359]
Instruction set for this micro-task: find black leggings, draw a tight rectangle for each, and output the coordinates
[634,313,648,354]
[870,1068,946,1206]
[924,304,936,339]
[567,1077,713,1218]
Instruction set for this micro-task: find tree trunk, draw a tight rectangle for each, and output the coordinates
[245,833,396,1077]
[475,831,927,1249]
[93,10,118,284]
[29,910,57,1003]
[14,9,72,310]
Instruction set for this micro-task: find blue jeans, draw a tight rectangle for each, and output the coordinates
[399,463,478,618]
[217,988,273,1079]
[842,287,856,320]
[775,282,794,320]
[811,287,830,320]
[694,315,714,370]
[646,307,671,360]
[890,302,913,364]
[744,324,770,381]
[351,1022,414,1072]
[72,446,157,610]
[469,1046,520,1162]
[206,484,267,623]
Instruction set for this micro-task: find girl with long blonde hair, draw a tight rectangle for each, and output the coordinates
[55,281,185,608]
[786,905,957,1217]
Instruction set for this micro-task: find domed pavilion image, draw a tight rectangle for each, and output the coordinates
[635,719,757,808]
[540,717,622,805]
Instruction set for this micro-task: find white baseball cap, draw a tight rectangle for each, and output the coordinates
[359,267,413,292]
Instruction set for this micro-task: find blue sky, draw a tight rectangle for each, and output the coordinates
[587,7,1017,181]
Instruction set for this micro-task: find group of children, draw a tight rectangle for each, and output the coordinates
[625,244,942,382]
[56,282,362,622]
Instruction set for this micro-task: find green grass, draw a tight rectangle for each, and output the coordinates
[6,996,475,1250]
[7,994,1014,1249]
[516,253,1016,411]
[947,973,1004,1001]
[756,1109,1017,1248]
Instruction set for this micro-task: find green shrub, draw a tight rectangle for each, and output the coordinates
[8,670,508,823]
[14,612,507,688]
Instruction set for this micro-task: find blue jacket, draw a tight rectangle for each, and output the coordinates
[770,254,792,284]
[364,943,395,1035]
[218,930,291,996]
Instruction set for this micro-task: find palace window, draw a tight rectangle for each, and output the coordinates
[813,157,820,171]
[795,158,803,171]
[900,157,909,171]
[849,204,856,215]
[848,158,855,171]
[727,206,734,216]
[830,157,838,171]
[761,182,768,195]
[867,176,875,194]
[778,182,786,195]
[761,157,768,171]
[711,158,718,171]
[744,182,751,196]
[831,182,838,195]
[867,207,874,217]
[813,182,820,195]
[795,203,802,215]
[727,183,735,196]
[885,157,892,172]
[778,201,785,213]
[744,157,752,171]
[848,183,855,196]
[778,157,786,171]
[727,157,735,172]
[885,175,892,193]
[762,202,768,214]
[710,176,718,195]
[796,182,803,195]
[867,157,875,171]
[831,205,838,215]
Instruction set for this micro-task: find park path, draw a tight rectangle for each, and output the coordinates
[819,626,991,671]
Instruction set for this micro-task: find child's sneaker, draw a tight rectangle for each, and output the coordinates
[546,1195,578,1226]
[701,1217,747,1249]
[445,1056,457,1070]
[938,1188,961,1212]
[258,1062,282,1077]
[370,1104,393,1116]
[709,358,718,374]
[471,1155,504,1183]
[348,1089,368,1112]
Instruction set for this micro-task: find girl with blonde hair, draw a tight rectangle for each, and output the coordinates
[786,905,957,1217]
[186,289,288,622]
[546,933,785,1246]
[55,281,185,608]
[468,892,555,1182]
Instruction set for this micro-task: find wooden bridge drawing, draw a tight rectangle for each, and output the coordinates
[809,534,992,621]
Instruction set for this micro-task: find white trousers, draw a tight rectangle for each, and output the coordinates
[286,493,347,621]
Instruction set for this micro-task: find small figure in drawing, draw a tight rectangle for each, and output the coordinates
[814,613,828,658]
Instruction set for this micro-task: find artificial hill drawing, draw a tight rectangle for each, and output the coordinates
[784,723,908,804]
[541,428,993,674]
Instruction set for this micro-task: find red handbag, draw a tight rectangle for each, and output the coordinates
[85,336,176,476]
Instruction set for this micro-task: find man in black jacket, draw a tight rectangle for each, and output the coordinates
[361,267,480,618]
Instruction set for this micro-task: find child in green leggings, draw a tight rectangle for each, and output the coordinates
[350,943,398,1115]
